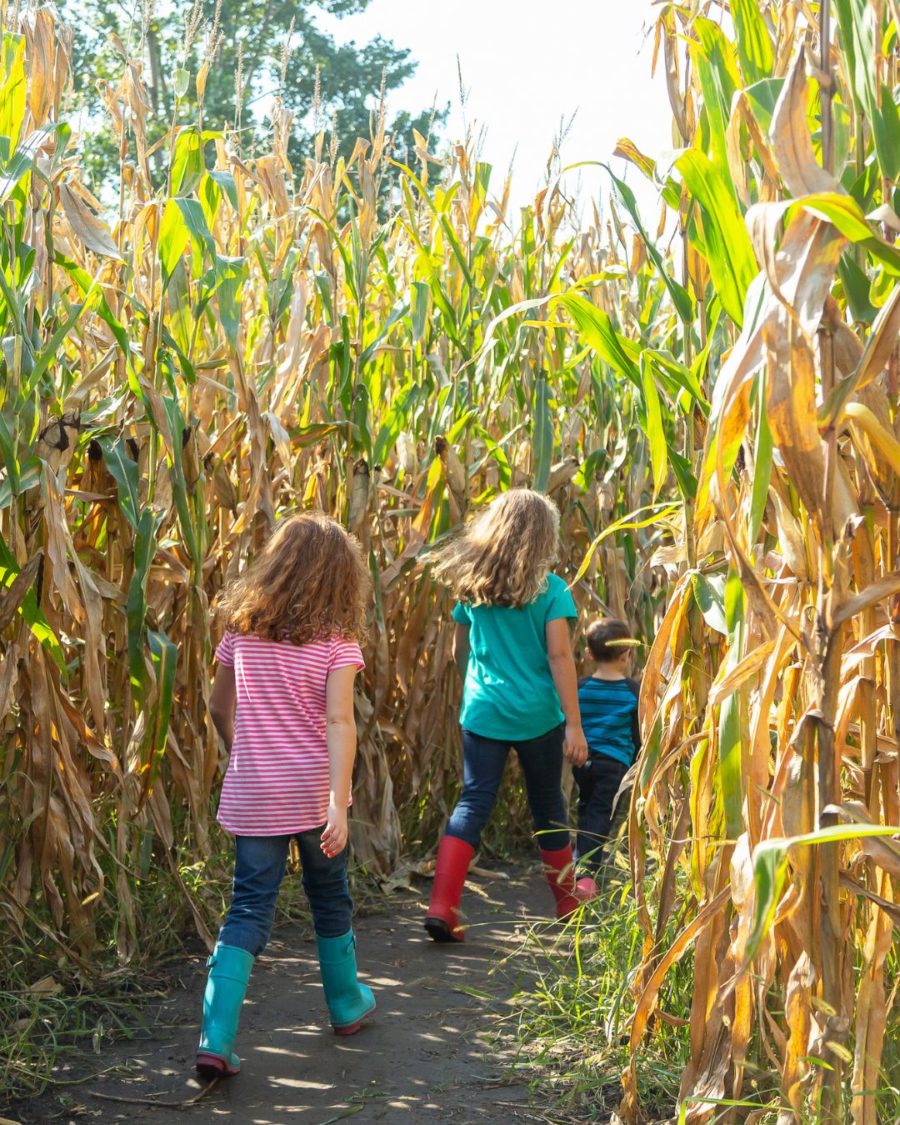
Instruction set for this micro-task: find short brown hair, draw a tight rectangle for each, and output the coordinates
[586,618,632,663]
[217,512,370,645]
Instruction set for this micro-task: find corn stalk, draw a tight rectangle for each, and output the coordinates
[592,2,900,1121]
[0,4,668,977]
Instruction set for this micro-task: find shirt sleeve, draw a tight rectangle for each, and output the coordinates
[329,638,366,672]
[452,601,472,625]
[215,630,236,667]
[545,575,577,622]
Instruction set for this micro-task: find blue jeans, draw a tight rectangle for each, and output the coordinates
[572,755,629,878]
[446,725,570,851]
[218,829,353,956]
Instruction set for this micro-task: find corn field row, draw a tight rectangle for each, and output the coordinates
[0,1,662,950]
[0,0,898,1120]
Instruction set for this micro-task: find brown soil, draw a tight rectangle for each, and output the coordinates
[11,861,564,1125]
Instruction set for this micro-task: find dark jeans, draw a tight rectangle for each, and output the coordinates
[571,755,629,878]
[218,829,352,956]
[446,725,570,852]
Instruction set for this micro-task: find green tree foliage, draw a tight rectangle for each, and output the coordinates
[62,0,442,190]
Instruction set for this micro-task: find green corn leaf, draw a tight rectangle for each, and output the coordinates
[640,353,668,496]
[289,422,348,447]
[718,571,746,839]
[833,0,900,180]
[0,455,40,507]
[373,381,417,467]
[749,372,773,543]
[162,394,201,568]
[0,33,26,153]
[788,192,900,275]
[215,256,246,348]
[147,628,177,760]
[158,195,214,281]
[165,260,193,355]
[207,168,238,209]
[360,301,410,366]
[0,532,63,664]
[572,503,681,586]
[25,301,86,394]
[175,197,215,273]
[98,436,141,529]
[556,293,640,386]
[54,252,130,355]
[351,381,372,459]
[439,214,475,290]
[171,127,204,195]
[126,509,159,691]
[837,253,877,324]
[447,409,479,443]
[691,571,728,635]
[309,209,358,305]
[477,430,512,489]
[643,348,710,414]
[158,198,190,281]
[532,375,553,492]
[747,823,900,961]
[334,315,353,412]
[668,446,698,502]
[691,18,742,178]
[605,165,694,323]
[410,281,430,342]
[0,123,66,202]
[0,410,20,495]
[731,0,775,84]
[428,280,463,348]
[743,77,784,133]
[199,172,221,229]
[677,150,757,326]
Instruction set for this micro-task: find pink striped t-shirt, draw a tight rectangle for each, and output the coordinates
[214,631,365,835]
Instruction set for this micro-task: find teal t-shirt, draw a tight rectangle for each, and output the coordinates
[452,572,577,741]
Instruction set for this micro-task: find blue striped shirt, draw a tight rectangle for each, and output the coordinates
[577,676,641,767]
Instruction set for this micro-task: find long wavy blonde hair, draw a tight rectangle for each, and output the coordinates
[217,513,370,644]
[432,489,561,608]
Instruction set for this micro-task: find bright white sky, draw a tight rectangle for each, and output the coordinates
[318,0,674,219]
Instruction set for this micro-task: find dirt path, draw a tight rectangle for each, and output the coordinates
[13,861,557,1125]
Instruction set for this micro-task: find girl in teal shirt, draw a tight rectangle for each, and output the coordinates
[424,489,588,942]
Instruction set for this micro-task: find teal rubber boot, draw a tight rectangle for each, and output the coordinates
[315,930,376,1035]
[196,943,255,1077]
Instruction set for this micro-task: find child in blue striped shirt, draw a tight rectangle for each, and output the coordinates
[573,618,641,897]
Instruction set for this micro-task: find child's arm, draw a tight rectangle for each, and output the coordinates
[321,664,358,858]
[209,666,236,752]
[546,619,588,766]
[453,623,471,677]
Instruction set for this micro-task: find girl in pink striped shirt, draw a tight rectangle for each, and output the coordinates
[196,513,375,1079]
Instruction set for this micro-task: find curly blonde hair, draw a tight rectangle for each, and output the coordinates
[217,513,370,644]
[432,489,561,608]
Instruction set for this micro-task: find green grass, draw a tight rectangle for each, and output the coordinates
[496,842,900,1124]
[0,842,214,1105]
[491,854,692,1122]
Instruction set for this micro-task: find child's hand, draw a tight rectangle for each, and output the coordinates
[564,724,588,767]
[320,804,349,858]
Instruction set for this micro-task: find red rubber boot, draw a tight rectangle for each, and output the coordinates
[539,844,581,919]
[424,835,475,943]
